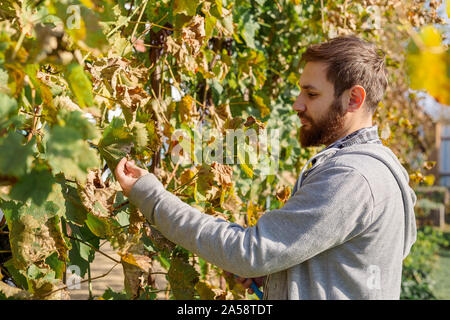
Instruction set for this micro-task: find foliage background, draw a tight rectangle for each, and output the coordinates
[0,0,448,299]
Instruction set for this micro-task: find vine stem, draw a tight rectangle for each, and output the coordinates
[66,235,121,264]
[164,159,181,187]
[320,0,326,36]
[342,0,348,30]
[42,263,120,298]
[274,0,282,12]
[121,0,135,35]
[172,172,198,193]
[113,200,130,211]
[148,272,167,275]
[88,263,93,300]
[128,20,174,31]
[106,2,142,38]
[12,28,26,60]
[130,0,149,46]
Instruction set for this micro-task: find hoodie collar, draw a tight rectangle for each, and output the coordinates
[311,125,382,166]
[325,125,382,151]
[295,125,382,193]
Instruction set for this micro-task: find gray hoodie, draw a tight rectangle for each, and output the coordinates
[129,126,417,300]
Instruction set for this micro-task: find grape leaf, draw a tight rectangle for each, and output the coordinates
[85,212,113,238]
[9,163,55,206]
[49,1,108,54]
[131,122,148,153]
[54,176,88,225]
[98,118,134,172]
[173,0,202,17]
[46,125,100,183]
[406,26,450,105]
[64,63,94,109]
[0,132,34,177]
[168,255,199,300]
[57,108,100,141]
[2,200,68,274]
[0,92,18,128]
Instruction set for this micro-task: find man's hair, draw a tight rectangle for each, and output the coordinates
[300,35,388,115]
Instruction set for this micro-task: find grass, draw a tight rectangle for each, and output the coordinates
[430,230,450,299]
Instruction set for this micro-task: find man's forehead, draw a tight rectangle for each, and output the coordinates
[298,61,332,91]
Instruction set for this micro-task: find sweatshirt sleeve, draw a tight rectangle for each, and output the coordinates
[128,164,374,278]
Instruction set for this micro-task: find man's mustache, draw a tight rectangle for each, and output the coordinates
[297,112,313,124]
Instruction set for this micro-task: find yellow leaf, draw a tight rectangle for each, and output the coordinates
[79,0,94,9]
[247,200,263,227]
[179,95,196,122]
[447,0,449,18]
[120,252,152,271]
[422,161,436,170]
[407,26,450,105]
[424,174,435,186]
[195,280,229,300]
[237,150,253,178]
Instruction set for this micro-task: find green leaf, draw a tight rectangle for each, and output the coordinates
[131,122,148,153]
[1,200,67,277]
[46,126,100,183]
[85,212,112,238]
[45,252,65,280]
[0,132,34,177]
[49,1,108,53]
[242,20,259,49]
[55,177,88,225]
[101,288,131,300]
[237,147,253,178]
[57,108,100,141]
[168,255,199,300]
[0,92,18,128]
[67,223,98,277]
[98,118,133,172]
[64,63,94,109]
[9,164,55,206]
[173,0,201,16]
[4,259,28,290]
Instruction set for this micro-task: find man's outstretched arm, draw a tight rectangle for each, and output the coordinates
[115,157,374,278]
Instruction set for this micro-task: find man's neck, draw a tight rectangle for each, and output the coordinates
[328,121,374,147]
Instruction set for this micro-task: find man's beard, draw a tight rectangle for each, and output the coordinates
[298,97,347,148]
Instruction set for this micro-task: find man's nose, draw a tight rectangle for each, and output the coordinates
[292,96,306,112]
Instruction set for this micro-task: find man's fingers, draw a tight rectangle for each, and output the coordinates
[125,160,148,178]
[125,160,141,173]
[115,157,127,177]
[242,278,253,289]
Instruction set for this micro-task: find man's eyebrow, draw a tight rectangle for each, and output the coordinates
[299,84,320,91]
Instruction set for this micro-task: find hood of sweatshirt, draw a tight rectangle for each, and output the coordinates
[340,144,417,258]
[295,143,417,259]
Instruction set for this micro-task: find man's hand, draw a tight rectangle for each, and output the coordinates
[224,272,264,295]
[114,157,149,197]
[235,276,265,295]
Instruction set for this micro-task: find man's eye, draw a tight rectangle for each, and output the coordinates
[308,93,317,97]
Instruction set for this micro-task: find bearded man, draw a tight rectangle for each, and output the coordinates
[115,35,417,300]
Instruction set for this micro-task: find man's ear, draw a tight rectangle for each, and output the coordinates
[347,86,366,112]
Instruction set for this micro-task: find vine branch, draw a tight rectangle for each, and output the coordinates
[42,263,120,298]
[66,235,121,264]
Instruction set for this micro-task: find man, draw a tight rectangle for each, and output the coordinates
[115,35,417,299]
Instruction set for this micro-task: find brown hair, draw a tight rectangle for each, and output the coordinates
[300,35,388,115]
